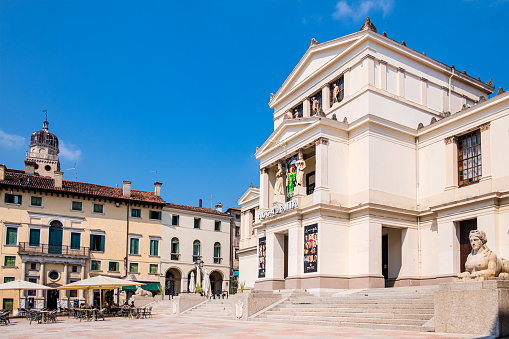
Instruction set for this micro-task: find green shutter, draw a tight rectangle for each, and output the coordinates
[100,235,105,252]
[6,227,17,246]
[90,234,93,250]
[71,233,80,249]
[18,195,22,204]
[29,229,40,247]
[150,240,159,256]
[4,194,7,204]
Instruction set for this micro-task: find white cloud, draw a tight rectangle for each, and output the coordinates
[0,130,25,148]
[332,0,394,21]
[59,140,82,161]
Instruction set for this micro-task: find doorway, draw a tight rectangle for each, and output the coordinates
[382,234,388,281]
[47,289,59,310]
[284,234,288,279]
[459,219,477,273]
[210,271,223,293]
[165,268,181,296]
[49,220,63,254]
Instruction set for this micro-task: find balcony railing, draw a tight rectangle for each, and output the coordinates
[26,151,58,161]
[18,243,90,258]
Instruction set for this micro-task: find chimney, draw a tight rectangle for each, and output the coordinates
[199,199,202,208]
[123,181,131,197]
[24,160,36,175]
[0,164,5,180]
[54,171,63,188]
[154,182,162,197]
[215,203,223,213]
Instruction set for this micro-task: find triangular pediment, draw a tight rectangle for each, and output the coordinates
[238,186,259,206]
[270,31,364,107]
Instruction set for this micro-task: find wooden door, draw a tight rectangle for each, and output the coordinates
[459,219,477,273]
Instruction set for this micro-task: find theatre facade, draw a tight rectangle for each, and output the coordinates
[238,18,509,291]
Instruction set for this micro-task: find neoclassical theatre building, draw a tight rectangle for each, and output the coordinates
[238,18,509,291]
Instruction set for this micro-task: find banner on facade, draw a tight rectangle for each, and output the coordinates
[304,224,318,273]
[258,237,266,278]
[286,155,298,200]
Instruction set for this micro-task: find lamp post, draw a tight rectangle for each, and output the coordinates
[195,256,203,290]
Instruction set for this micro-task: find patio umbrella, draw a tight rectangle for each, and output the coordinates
[202,269,210,297]
[58,276,144,308]
[189,272,195,293]
[0,279,53,310]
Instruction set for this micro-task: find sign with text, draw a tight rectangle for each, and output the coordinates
[258,237,266,278]
[258,199,298,220]
[304,224,318,273]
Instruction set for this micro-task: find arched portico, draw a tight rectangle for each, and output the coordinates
[165,267,182,295]
[209,270,224,294]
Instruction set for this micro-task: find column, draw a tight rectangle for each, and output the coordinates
[444,136,458,191]
[397,67,405,97]
[266,233,285,281]
[343,68,351,97]
[438,220,458,277]
[303,98,311,118]
[21,261,26,304]
[259,168,269,210]
[321,84,330,111]
[313,137,330,204]
[38,262,45,298]
[63,263,68,305]
[366,55,375,86]
[379,60,387,90]
[287,226,301,278]
[79,264,85,300]
[421,78,428,106]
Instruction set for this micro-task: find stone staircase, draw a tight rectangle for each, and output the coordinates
[152,300,173,316]
[182,298,232,320]
[251,286,438,332]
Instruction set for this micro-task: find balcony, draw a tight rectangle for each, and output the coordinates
[18,243,90,259]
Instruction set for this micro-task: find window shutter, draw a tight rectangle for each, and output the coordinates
[4,194,8,203]
[19,195,22,204]
[101,235,105,252]
[90,234,93,249]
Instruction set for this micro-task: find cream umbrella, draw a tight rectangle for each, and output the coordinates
[189,272,195,293]
[202,269,210,297]
[58,276,144,308]
[0,279,53,310]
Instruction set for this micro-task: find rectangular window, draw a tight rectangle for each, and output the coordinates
[90,234,105,252]
[235,226,240,237]
[149,264,158,274]
[2,299,13,312]
[91,260,101,271]
[69,289,77,298]
[5,227,17,246]
[130,238,139,255]
[4,193,22,205]
[458,130,482,187]
[27,278,37,296]
[109,261,119,272]
[194,218,201,229]
[306,171,316,195]
[71,233,81,250]
[4,256,16,267]
[30,263,37,270]
[131,208,141,218]
[29,229,40,247]
[93,203,104,214]
[214,221,221,232]
[129,262,139,273]
[71,201,83,211]
[235,214,241,221]
[149,210,161,220]
[149,240,159,256]
[30,196,42,207]
[71,265,78,273]
[3,277,14,283]
[171,215,179,226]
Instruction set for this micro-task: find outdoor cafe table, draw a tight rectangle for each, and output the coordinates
[129,307,146,319]
[39,310,51,324]
[83,309,98,321]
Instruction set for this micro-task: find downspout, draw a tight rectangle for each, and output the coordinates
[124,202,130,278]
[448,67,455,114]
[415,137,422,276]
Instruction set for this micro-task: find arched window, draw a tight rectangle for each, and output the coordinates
[214,242,221,264]
[193,240,201,262]
[171,238,179,260]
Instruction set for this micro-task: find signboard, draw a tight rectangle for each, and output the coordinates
[258,237,266,278]
[258,199,298,220]
[286,155,298,200]
[304,224,318,273]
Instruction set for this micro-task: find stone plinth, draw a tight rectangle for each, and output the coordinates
[434,280,509,337]
[231,291,282,321]
[172,294,207,315]
[273,194,285,204]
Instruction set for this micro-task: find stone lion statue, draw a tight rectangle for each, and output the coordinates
[135,285,152,297]
[458,230,509,279]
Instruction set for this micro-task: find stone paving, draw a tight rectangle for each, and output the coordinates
[1,314,490,339]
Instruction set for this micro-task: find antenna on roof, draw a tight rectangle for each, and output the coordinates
[150,170,158,181]
[66,163,77,181]
[41,109,47,121]
[210,193,213,209]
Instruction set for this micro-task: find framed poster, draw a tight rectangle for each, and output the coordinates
[258,237,266,278]
[304,224,318,273]
[286,155,298,200]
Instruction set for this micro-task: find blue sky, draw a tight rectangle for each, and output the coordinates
[1,0,508,210]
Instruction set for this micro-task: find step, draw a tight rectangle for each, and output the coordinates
[261,310,431,319]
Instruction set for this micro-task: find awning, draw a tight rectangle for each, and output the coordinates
[122,282,160,293]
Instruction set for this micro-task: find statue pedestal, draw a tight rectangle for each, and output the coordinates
[434,280,509,337]
[273,194,285,205]
[294,186,306,197]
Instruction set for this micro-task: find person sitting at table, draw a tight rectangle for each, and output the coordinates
[130,301,135,308]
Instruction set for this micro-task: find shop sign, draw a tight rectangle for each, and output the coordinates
[258,199,298,220]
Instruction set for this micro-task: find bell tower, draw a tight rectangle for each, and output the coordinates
[26,118,60,178]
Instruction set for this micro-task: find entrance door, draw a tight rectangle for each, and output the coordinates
[460,219,477,273]
[48,226,63,254]
[283,235,288,279]
[382,235,388,282]
[47,289,59,310]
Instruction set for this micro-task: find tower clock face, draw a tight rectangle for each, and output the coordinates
[45,165,51,171]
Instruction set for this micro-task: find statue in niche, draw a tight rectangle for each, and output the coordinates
[458,230,509,280]
[296,149,306,187]
[312,97,320,116]
[274,161,285,195]
[333,84,340,103]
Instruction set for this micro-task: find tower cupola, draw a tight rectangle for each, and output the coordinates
[26,118,61,178]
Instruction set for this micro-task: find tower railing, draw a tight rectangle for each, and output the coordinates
[26,151,58,161]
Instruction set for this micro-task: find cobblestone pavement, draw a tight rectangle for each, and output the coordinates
[2,314,488,339]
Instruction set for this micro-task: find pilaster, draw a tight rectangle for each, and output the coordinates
[379,60,387,90]
[259,168,269,210]
[421,77,428,106]
[366,55,375,86]
[39,262,45,298]
[480,122,492,185]
[313,137,330,204]
[397,67,405,97]
[303,97,311,118]
[444,136,458,191]
[343,68,351,97]
[321,84,330,111]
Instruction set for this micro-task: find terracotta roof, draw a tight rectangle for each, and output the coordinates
[164,202,231,217]
[0,168,165,205]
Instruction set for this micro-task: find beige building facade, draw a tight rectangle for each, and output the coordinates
[239,19,509,291]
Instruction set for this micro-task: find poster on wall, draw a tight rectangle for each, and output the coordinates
[258,237,266,278]
[304,224,318,273]
[286,155,298,200]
